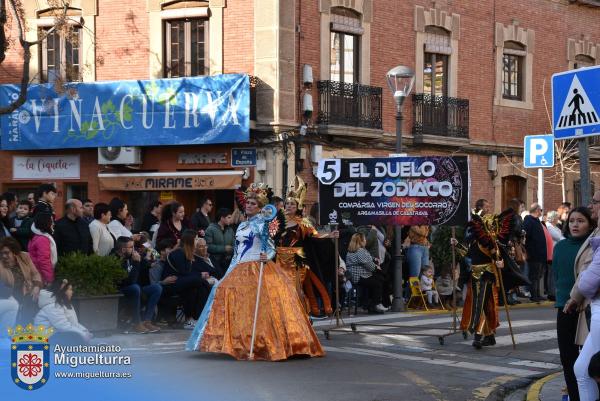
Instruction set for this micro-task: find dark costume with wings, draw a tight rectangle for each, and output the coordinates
[276,216,333,316]
[459,208,529,344]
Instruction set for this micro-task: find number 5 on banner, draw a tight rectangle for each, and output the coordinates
[317,159,341,185]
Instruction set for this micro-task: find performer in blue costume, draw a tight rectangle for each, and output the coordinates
[186,183,324,361]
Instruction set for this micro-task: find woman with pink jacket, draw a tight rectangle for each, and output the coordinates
[28,213,57,286]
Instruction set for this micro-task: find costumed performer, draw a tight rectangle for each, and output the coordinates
[457,206,527,349]
[276,176,335,318]
[186,183,324,361]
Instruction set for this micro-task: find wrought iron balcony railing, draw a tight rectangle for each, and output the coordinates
[317,80,383,129]
[412,93,469,139]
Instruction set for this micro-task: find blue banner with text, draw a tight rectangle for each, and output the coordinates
[0,74,249,150]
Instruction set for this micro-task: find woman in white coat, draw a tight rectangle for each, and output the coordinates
[89,203,115,256]
[34,279,92,344]
[108,198,139,241]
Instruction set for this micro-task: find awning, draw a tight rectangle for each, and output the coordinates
[98,170,243,191]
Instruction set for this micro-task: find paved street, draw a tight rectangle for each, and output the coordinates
[108,304,560,401]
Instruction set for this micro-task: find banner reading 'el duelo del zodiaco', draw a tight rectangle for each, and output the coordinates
[318,156,470,226]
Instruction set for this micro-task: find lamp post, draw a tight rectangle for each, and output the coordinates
[386,65,415,312]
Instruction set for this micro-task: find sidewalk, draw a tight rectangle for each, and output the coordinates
[514,371,565,401]
[94,327,191,348]
[534,372,566,401]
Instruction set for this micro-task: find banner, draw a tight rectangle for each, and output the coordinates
[13,155,80,180]
[318,156,470,226]
[0,74,249,150]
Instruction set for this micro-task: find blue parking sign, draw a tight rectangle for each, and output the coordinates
[524,135,554,168]
[552,65,600,139]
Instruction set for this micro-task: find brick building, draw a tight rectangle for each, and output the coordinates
[0,0,599,221]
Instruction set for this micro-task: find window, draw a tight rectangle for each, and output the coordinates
[40,26,82,83]
[574,54,595,69]
[329,8,361,83]
[6,187,37,204]
[65,184,87,201]
[330,32,358,83]
[164,18,208,78]
[423,27,450,97]
[423,53,448,97]
[502,42,525,100]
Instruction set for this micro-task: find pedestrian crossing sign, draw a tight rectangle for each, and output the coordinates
[552,65,600,140]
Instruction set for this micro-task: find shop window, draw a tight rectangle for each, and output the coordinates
[65,184,87,201]
[502,41,525,101]
[40,26,82,83]
[574,180,595,207]
[164,18,209,78]
[329,8,361,84]
[5,188,37,204]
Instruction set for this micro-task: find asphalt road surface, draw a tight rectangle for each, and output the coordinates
[113,304,559,401]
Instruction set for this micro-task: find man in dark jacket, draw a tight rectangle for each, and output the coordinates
[204,208,234,278]
[82,199,95,225]
[53,199,93,256]
[190,197,213,234]
[113,236,162,334]
[523,203,548,302]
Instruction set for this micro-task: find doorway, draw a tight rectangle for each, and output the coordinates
[502,175,527,210]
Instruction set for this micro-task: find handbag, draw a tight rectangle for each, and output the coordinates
[514,243,527,264]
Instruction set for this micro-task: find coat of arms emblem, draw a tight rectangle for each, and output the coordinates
[9,324,54,390]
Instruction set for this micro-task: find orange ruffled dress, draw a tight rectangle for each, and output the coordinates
[186,215,324,361]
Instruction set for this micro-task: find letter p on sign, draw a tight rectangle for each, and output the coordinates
[523,135,554,168]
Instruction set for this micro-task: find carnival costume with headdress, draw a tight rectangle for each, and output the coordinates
[186,183,324,361]
[276,176,333,317]
[459,208,522,348]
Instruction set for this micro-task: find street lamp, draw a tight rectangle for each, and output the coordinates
[386,66,415,153]
[386,65,415,312]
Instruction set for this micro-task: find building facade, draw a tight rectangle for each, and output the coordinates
[0,0,599,221]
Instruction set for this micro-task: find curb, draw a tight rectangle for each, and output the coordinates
[402,299,552,316]
[404,299,553,316]
[526,372,562,401]
[483,371,558,401]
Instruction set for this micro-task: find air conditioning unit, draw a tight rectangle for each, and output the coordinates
[98,147,142,165]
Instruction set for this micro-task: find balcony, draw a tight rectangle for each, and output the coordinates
[317,80,383,133]
[412,93,469,142]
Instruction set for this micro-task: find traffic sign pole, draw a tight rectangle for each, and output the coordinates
[537,168,544,210]
[579,137,592,206]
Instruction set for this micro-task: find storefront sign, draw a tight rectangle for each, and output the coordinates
[318,156,470,226]
[13,155,80,180]
[178,153,228,165]
[98,171,242,191]
[231,148,257,167]
[0,74,249,150]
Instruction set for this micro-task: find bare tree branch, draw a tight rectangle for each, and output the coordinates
[0,0,67,114]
